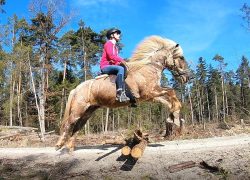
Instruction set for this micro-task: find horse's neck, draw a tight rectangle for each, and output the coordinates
[127,63,163,85]
[128,62,163,76]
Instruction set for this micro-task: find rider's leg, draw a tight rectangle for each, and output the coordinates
[101,65,130,102]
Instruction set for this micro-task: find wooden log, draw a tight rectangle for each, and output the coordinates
[131,139,148,159]
[168,161,196,173]
[121,129,144,156]
[44,130,55,135]
[0,126,38,131]
[121,146,132,156]
[121,137,137,156]
[0,126,38,137]
[0,133,21,140]
[103,139,126,145]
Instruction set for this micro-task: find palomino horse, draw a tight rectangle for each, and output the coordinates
[55,35,190,151]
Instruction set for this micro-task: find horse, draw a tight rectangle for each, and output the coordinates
[55,35,190,151]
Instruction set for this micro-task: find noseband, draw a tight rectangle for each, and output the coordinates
[166,57,189,77]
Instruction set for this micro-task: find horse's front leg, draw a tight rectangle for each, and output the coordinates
[153,88,183,137]
[151,86,175,98]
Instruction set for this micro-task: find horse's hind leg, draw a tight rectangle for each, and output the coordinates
[66,132,79,152]
[65,105,99,152]
[55,101,91,150]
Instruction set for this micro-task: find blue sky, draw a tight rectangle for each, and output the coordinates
[1,0,250,71]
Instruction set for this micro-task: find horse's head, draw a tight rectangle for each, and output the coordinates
[165,43,190,83]
[129,36,191,83]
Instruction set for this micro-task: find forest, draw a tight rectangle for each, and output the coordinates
[0,0,249,137]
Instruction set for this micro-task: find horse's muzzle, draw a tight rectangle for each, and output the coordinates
[179,70,192,83]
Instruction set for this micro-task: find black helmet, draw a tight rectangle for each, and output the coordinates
[106,28,121,39]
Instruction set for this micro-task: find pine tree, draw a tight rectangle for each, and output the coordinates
[0,0,5,13]
[241,3,250,31]
[207,65,221,121]
[236,56,250,118]
[196,57,208,127]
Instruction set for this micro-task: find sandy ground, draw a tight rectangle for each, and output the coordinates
[0,134,249,179]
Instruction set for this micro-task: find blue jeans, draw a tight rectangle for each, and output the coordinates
[101,65,125,78]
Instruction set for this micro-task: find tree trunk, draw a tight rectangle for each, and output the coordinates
[112,109,115,132]
[9,62,14,126]
[101,109,104,133]
[59,59,67,120]
[206,87,211,122]
[214,87,219,122]
[127,107,132,128]
[188,87,194,126]
[39,55,46,141]
[28,53,45,141]
[105,108,109,132]
[149,104,152,122]
[195,83,202,123]
[224,85,229,116]
[221,75,226,122]
[17,65,23,126]
[117,110,120,130]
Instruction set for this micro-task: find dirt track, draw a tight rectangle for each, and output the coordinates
[0,134,250,179]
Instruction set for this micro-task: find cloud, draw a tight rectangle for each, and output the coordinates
[69,0,129,31]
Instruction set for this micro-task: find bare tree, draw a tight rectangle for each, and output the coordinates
[28,0,71,138]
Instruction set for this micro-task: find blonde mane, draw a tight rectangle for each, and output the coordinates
[127,35,176,71]
[129,36,175,62]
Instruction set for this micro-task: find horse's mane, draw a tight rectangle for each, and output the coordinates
[127,35,176,71]
[129,35,176,63]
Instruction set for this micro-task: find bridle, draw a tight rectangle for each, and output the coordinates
[168,56,189,76]
[146,44,190,80]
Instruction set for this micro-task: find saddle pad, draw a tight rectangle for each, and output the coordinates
[95,74,109,80]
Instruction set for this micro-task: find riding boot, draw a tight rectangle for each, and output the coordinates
[116,74,130,102]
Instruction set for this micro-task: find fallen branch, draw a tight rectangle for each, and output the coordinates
[199,161,222,172]
[0,126,38,131]
[44,130,55,135]
[103,139,126,145]
[0,133,21,140]
[168,161,196,173]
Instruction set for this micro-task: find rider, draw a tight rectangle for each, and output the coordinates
[100,28,130,102]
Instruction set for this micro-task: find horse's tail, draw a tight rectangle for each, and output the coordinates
[60,88,75,134]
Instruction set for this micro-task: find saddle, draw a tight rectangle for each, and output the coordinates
[95,74,137,107]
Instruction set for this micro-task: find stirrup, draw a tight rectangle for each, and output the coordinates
[116,91,130,102]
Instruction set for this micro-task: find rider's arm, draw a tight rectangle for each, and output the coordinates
[104,41,124,65]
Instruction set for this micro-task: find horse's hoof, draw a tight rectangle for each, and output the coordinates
[55,144,63,151]
[68,147,75,154]
[66,144,75,153]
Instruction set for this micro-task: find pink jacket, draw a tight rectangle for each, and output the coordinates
[100,40,124,69]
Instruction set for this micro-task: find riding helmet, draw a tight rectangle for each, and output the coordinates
[106,28,121,39]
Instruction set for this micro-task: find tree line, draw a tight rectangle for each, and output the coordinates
[0,0,249,136]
